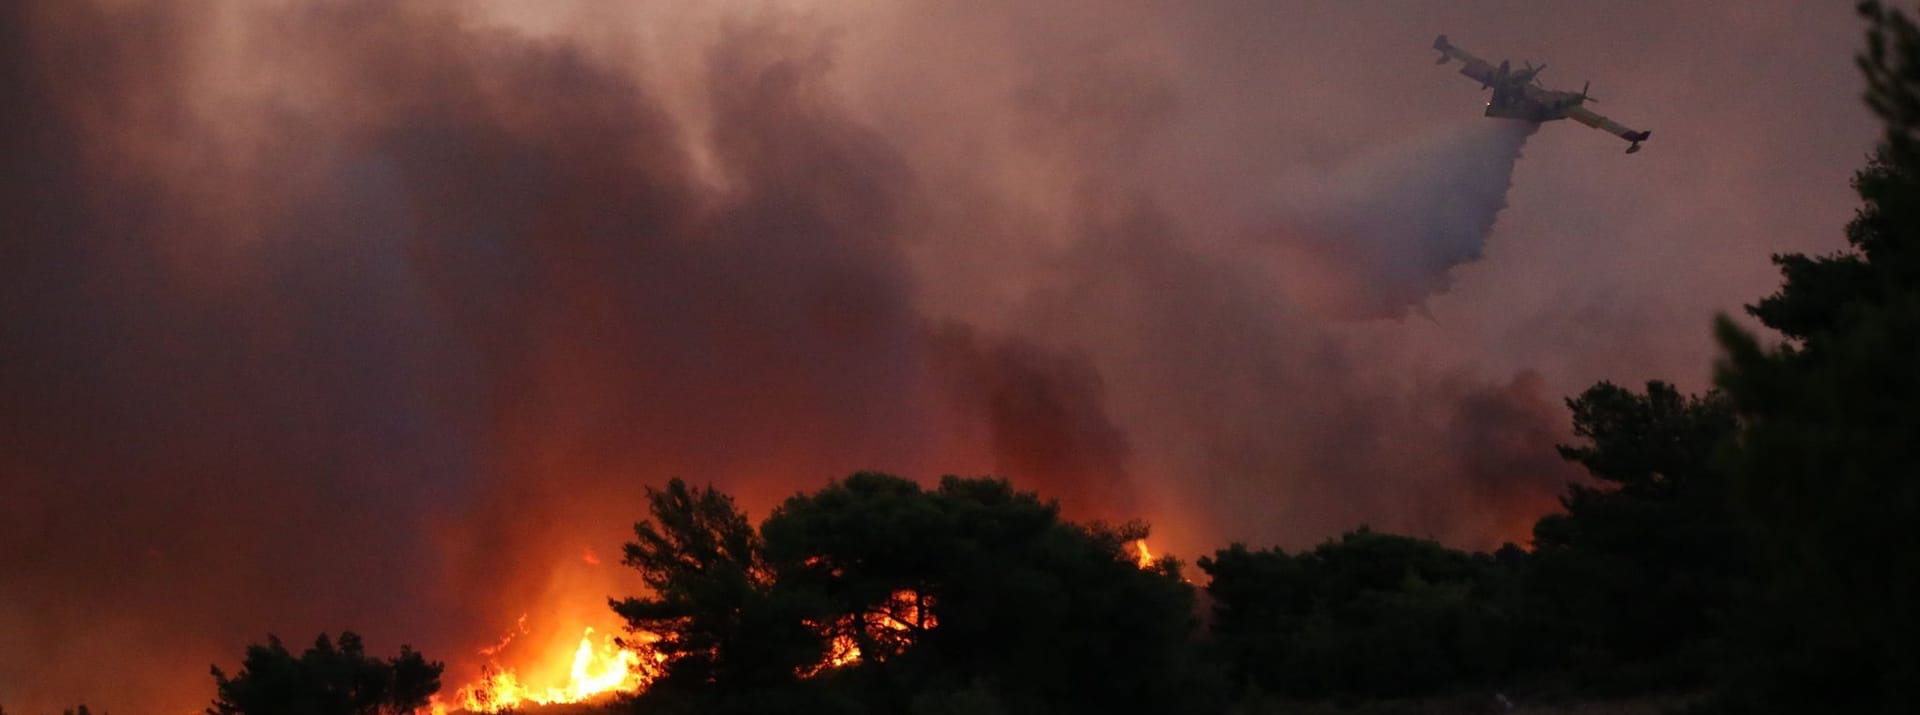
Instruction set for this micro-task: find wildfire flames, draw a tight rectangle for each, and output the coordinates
[813,589,938,675]
[437,543,1150,713]
[441,626,661,714]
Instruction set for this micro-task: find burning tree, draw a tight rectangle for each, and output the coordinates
[613,473,1204,715]
[609,479,820,694]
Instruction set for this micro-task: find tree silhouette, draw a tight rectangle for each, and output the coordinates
[1199,529,1509,699]
[762,474,1201,715]
[1711,2,1920,712]
[1518,381,1742,689]
[611,478,818,697]
[615,474,1207,715]
[206,632,440,715]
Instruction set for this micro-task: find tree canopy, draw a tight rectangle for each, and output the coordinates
[1199,529,1511,699]
[1518,381,1743,689]
[614,473,1206,715]
[609,478,815,695]
[206,632,441,715]
[1710,3,1920,711]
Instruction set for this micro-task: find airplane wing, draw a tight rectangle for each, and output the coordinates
[1566,105,1652,153]
[1433,35,1499,88]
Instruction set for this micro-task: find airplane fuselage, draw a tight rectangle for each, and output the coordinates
[1432,34,1650,153]
[1486,84,1584,122]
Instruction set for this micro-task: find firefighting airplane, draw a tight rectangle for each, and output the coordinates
[1433,35,1651,153]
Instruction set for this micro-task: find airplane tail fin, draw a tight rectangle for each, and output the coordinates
[1434,35,1452,63]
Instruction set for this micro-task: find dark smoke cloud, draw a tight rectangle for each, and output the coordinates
[1,2,942,709]
[0,1,1874,712]
[928,324,1136,521]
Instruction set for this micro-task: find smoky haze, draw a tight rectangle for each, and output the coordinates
[1257,120,1541,317]
[0,1,1875,713]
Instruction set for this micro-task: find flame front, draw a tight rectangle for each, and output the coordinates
[445,627,661,714]
[446,591,935,712]
[441,543,1146,712]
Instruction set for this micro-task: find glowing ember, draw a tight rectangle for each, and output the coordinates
[445,626,661,713]
[823,632,862,670]
[808,589,935,675]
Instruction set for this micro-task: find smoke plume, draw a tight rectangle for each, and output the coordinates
[0,2,1598,712]
[1254,120,1540,317]
[929,325,1138,521]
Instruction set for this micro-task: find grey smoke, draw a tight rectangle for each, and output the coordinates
[1253,119,1540,318]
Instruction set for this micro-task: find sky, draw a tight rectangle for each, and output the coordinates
[0,1,1882,712]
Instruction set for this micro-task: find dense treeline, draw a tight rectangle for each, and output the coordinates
[31,3,1908,715]
[613,473,1214,715]
[206,633,442,715]
[1200,380,1743,706]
